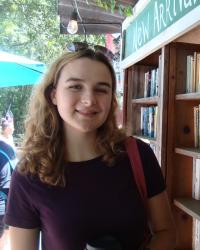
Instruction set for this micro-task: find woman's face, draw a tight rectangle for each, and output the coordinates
[51,57,113,135]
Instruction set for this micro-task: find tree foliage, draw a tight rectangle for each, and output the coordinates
[95,0,133,16]
[0,0,105,64]
[0,86,33,144]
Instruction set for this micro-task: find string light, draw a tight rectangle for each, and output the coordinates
[67,10,78,34]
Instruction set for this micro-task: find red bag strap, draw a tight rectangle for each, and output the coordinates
[125,137,152,247]
[125,137,148,204]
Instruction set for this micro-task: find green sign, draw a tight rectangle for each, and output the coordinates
[123,0,200,59]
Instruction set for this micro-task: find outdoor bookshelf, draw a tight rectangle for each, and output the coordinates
[122,1,200,247]
[123,24,200,250]
[165,28,200,249]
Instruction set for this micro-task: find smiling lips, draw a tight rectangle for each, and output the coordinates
[76,109,99,117]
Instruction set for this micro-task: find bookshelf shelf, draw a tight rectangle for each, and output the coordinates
[132,96,159,105]
[175,147,200,158]
[176,93,200,100]
[174,198,200,220]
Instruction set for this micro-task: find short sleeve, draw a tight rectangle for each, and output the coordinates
[4,170,41,229]
[136,139,166,198]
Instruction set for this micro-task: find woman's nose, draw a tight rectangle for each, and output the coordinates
[81,91,96,106]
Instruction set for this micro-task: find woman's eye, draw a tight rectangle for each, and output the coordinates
[95,88,108,94]
[69,85,82,91]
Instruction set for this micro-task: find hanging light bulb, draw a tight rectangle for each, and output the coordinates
[67,10,78,34]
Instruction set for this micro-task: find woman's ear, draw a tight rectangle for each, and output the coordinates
[50,87,57,105]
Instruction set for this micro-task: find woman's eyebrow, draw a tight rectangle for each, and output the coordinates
[65,77,83,83]
[65,78,111,88]
[97,82,111,88]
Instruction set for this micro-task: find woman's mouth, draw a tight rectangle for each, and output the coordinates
[76,110,98,117]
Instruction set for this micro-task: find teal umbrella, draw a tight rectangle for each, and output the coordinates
[0,51,46,87]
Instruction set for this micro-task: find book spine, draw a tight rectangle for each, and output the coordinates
[186,55,191,93]
[147,71,151,97]
[193,52,197,92]
[186,55,194,93]
[149,106,155,138]
[199,104,200,149]
[150,69,155,97]
[141,107,144,135]
[143,107,149,137]
[191,55,194,93]
[193,218,200,250]
[194,106,199,148]
[154,106,158,139]
[155,68,159,96]
[197,53,200,92]
[144,72,149,98]
[192,158,200,200]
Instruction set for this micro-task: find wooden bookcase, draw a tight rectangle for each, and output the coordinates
[166,29,200,249]
[123,25,200,249]
[124,47,169,176]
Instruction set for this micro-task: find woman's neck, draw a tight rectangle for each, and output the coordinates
[64,130,100,162]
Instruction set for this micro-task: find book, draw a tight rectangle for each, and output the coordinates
[193,52,197,92]
[147,71,151,97]
[155,68,159,96]
[193,218,200,250]
[192,158,200,200]
[140,107,144,135]
[149,106,155,138]
[196,53,200,92]
[143,107,149,136]
[194,106,199,148]
[199,104,200,149]
[186,55,194,93]
[144,72,149,98]
[154,106,158,138]
[150,69,156,97]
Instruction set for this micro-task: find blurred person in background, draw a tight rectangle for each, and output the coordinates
[0,111,17,249]
[0,110,15,148]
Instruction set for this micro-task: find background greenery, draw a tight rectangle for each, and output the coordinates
[0,0,106,63]
[0,86,33,145]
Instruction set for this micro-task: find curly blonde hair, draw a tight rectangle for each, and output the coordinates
[18,49,126,186]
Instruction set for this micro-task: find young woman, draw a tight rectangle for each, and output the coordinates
[4,49,176,250]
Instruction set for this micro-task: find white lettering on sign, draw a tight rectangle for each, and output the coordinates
[126,0,199,57]
[166,0,173,21]
[131,13,150,52]
[154,2,160,34]
[184,0,192,8]
[173,0,177,16]
[153,0,199,35]
[142,12,150,42]
[159,3,167,28]
[179,0,183,11]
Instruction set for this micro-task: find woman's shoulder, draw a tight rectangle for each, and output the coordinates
[11,168,39,187]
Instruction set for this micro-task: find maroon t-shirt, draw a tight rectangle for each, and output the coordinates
[4,140,165,250]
